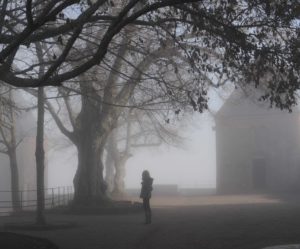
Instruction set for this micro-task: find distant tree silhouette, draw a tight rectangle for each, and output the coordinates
[106,108,183,196]
[0,87,21,211]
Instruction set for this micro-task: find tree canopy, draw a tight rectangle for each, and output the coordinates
[0,0,298,111]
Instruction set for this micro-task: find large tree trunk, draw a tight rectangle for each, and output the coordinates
[35,87,46,225]
[8,104,21,211]
[105,147,115,193]
[8,149,20,211]
[112,112,132,196]
[72,91,110,205]
[109,132,130,196]
[112,157,127,196]
[73,133,108,204]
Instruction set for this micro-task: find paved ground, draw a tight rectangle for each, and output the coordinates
[1,194,300,249]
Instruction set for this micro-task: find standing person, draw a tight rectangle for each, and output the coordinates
[140,170,153,224]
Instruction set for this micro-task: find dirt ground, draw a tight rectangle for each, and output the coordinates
[1,194,300,249]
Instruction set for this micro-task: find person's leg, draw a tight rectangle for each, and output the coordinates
[144,198,151,224]
[143,198,148,223]
[147,198,152,223]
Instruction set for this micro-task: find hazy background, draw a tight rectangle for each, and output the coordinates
[45,87,229,190]
[125,114,216,189]
[16,76,230,192]
[46,113,217,190]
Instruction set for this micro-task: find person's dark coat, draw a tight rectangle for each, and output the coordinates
[140,177,153,199]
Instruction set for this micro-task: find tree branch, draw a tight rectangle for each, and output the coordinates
[59,88,76,130]
[26,0,34,27]
[0,0,201,87]
[0,0,80,63]
[0,148,8,155]
[41,26,83,83]
[47,98,77,143]
[0,0,8,35]
[0,124,9,148]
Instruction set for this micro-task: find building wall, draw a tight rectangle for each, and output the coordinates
[216,111,300,194]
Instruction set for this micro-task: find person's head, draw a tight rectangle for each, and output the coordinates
[142,170,150,180]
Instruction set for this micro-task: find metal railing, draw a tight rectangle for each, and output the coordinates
[0,186,73,216]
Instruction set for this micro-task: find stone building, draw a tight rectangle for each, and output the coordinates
[215,90,300,194]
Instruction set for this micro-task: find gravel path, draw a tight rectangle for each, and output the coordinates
[1,194,300,249]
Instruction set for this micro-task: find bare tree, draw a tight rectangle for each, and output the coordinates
[0,87,21,211]
[27,42,48,225]
[35,86,46,225]
[106,108,184,196]
[107,127,131,196]
[40,27,196,204]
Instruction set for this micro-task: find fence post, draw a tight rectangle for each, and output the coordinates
[67,186,69,202]
[69,186,72,201]
[58,187,60,206]
[51,188,54,208]
[20,191,23,210]
[63,187,66,205]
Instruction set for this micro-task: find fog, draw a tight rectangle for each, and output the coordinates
[45,86,300,195]
[46,113,216,190]
[125,115,216,189]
